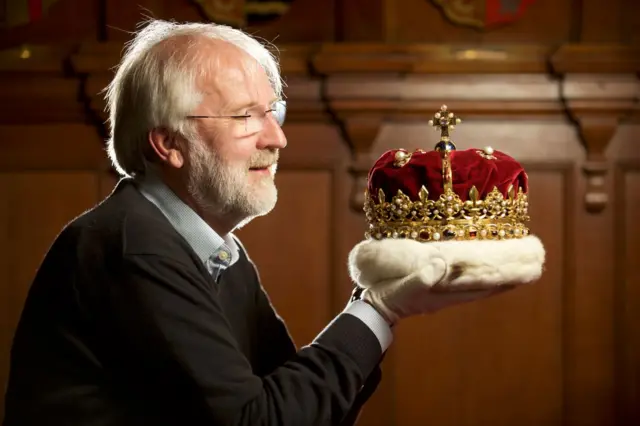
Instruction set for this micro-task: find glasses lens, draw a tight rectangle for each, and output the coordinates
[242,116,261,136]
[273,100,286,126]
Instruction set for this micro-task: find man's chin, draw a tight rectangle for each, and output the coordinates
[234,197,277,230]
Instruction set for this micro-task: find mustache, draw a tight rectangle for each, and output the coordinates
[249,150,279,168]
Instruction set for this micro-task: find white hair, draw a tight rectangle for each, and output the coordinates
[103,19,284,178]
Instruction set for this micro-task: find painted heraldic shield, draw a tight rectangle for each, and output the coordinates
[431,0,538,30]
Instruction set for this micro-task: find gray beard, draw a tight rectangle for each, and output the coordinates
[186,138,278,229]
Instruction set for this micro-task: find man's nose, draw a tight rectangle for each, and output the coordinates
[258,114,287,150]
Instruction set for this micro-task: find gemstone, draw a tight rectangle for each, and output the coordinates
[434,140,456,152]
[419,230,430,240]
[469,230,477,239]
[443,229,456,240]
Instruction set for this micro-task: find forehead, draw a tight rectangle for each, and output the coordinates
[197,40,275,109]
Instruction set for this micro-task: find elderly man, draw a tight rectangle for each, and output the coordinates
[3,19,506,426]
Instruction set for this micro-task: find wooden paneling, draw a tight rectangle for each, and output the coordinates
[610,125,640,425]
[616,166,640,425]
[581,0,624,42]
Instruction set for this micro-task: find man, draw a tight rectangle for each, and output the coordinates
[3,19,504,426]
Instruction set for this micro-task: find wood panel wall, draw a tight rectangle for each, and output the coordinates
[1,0,638,425]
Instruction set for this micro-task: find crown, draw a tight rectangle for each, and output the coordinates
[363,105,531,243]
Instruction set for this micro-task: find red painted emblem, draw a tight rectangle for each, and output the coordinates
[0,0,60,29]
[431,0,538,30]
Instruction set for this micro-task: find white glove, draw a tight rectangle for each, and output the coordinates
[348,238,520,325]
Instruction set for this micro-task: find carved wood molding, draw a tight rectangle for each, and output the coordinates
[312,43,552,74]
[551,46,640,213]
[338,115,384,211]
[557,75,639,213]
[566,110,633,213]
[551,44,640,74]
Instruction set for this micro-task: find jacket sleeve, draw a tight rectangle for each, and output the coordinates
[109,253,383,426]
[251,265,384,426]
[251,272,297,377]
[339,365,383,426]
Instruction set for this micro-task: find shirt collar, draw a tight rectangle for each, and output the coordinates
[136,174,239,267]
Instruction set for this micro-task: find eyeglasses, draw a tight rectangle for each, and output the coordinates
[186,100,286,137]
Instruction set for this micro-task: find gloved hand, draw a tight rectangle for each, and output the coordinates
[348,238,518,325]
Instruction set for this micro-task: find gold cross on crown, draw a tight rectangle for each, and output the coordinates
[428,105,462,152]
[428,105,462,140]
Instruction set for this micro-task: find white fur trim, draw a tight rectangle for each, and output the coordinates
[348,236,545,291]
[348,238,447,288]
[434,235,546,289]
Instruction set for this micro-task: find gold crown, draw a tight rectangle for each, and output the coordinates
[363,105,531,243]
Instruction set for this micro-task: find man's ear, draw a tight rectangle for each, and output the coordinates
[148,128,185,169]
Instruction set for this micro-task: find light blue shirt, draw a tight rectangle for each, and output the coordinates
[137,175,238,283]
[137,175,393,352]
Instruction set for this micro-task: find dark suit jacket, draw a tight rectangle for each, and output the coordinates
[3,179,383,426]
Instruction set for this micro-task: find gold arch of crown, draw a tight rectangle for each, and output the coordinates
[364,105,531,243]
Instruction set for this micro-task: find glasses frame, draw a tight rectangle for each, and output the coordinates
[186,100,287,129]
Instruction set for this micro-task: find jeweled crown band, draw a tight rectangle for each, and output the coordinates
[364,185,530,242]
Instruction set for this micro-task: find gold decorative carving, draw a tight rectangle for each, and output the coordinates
[192,0,246,27]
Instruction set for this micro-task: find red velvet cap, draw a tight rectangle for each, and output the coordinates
[368,147,529,204]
